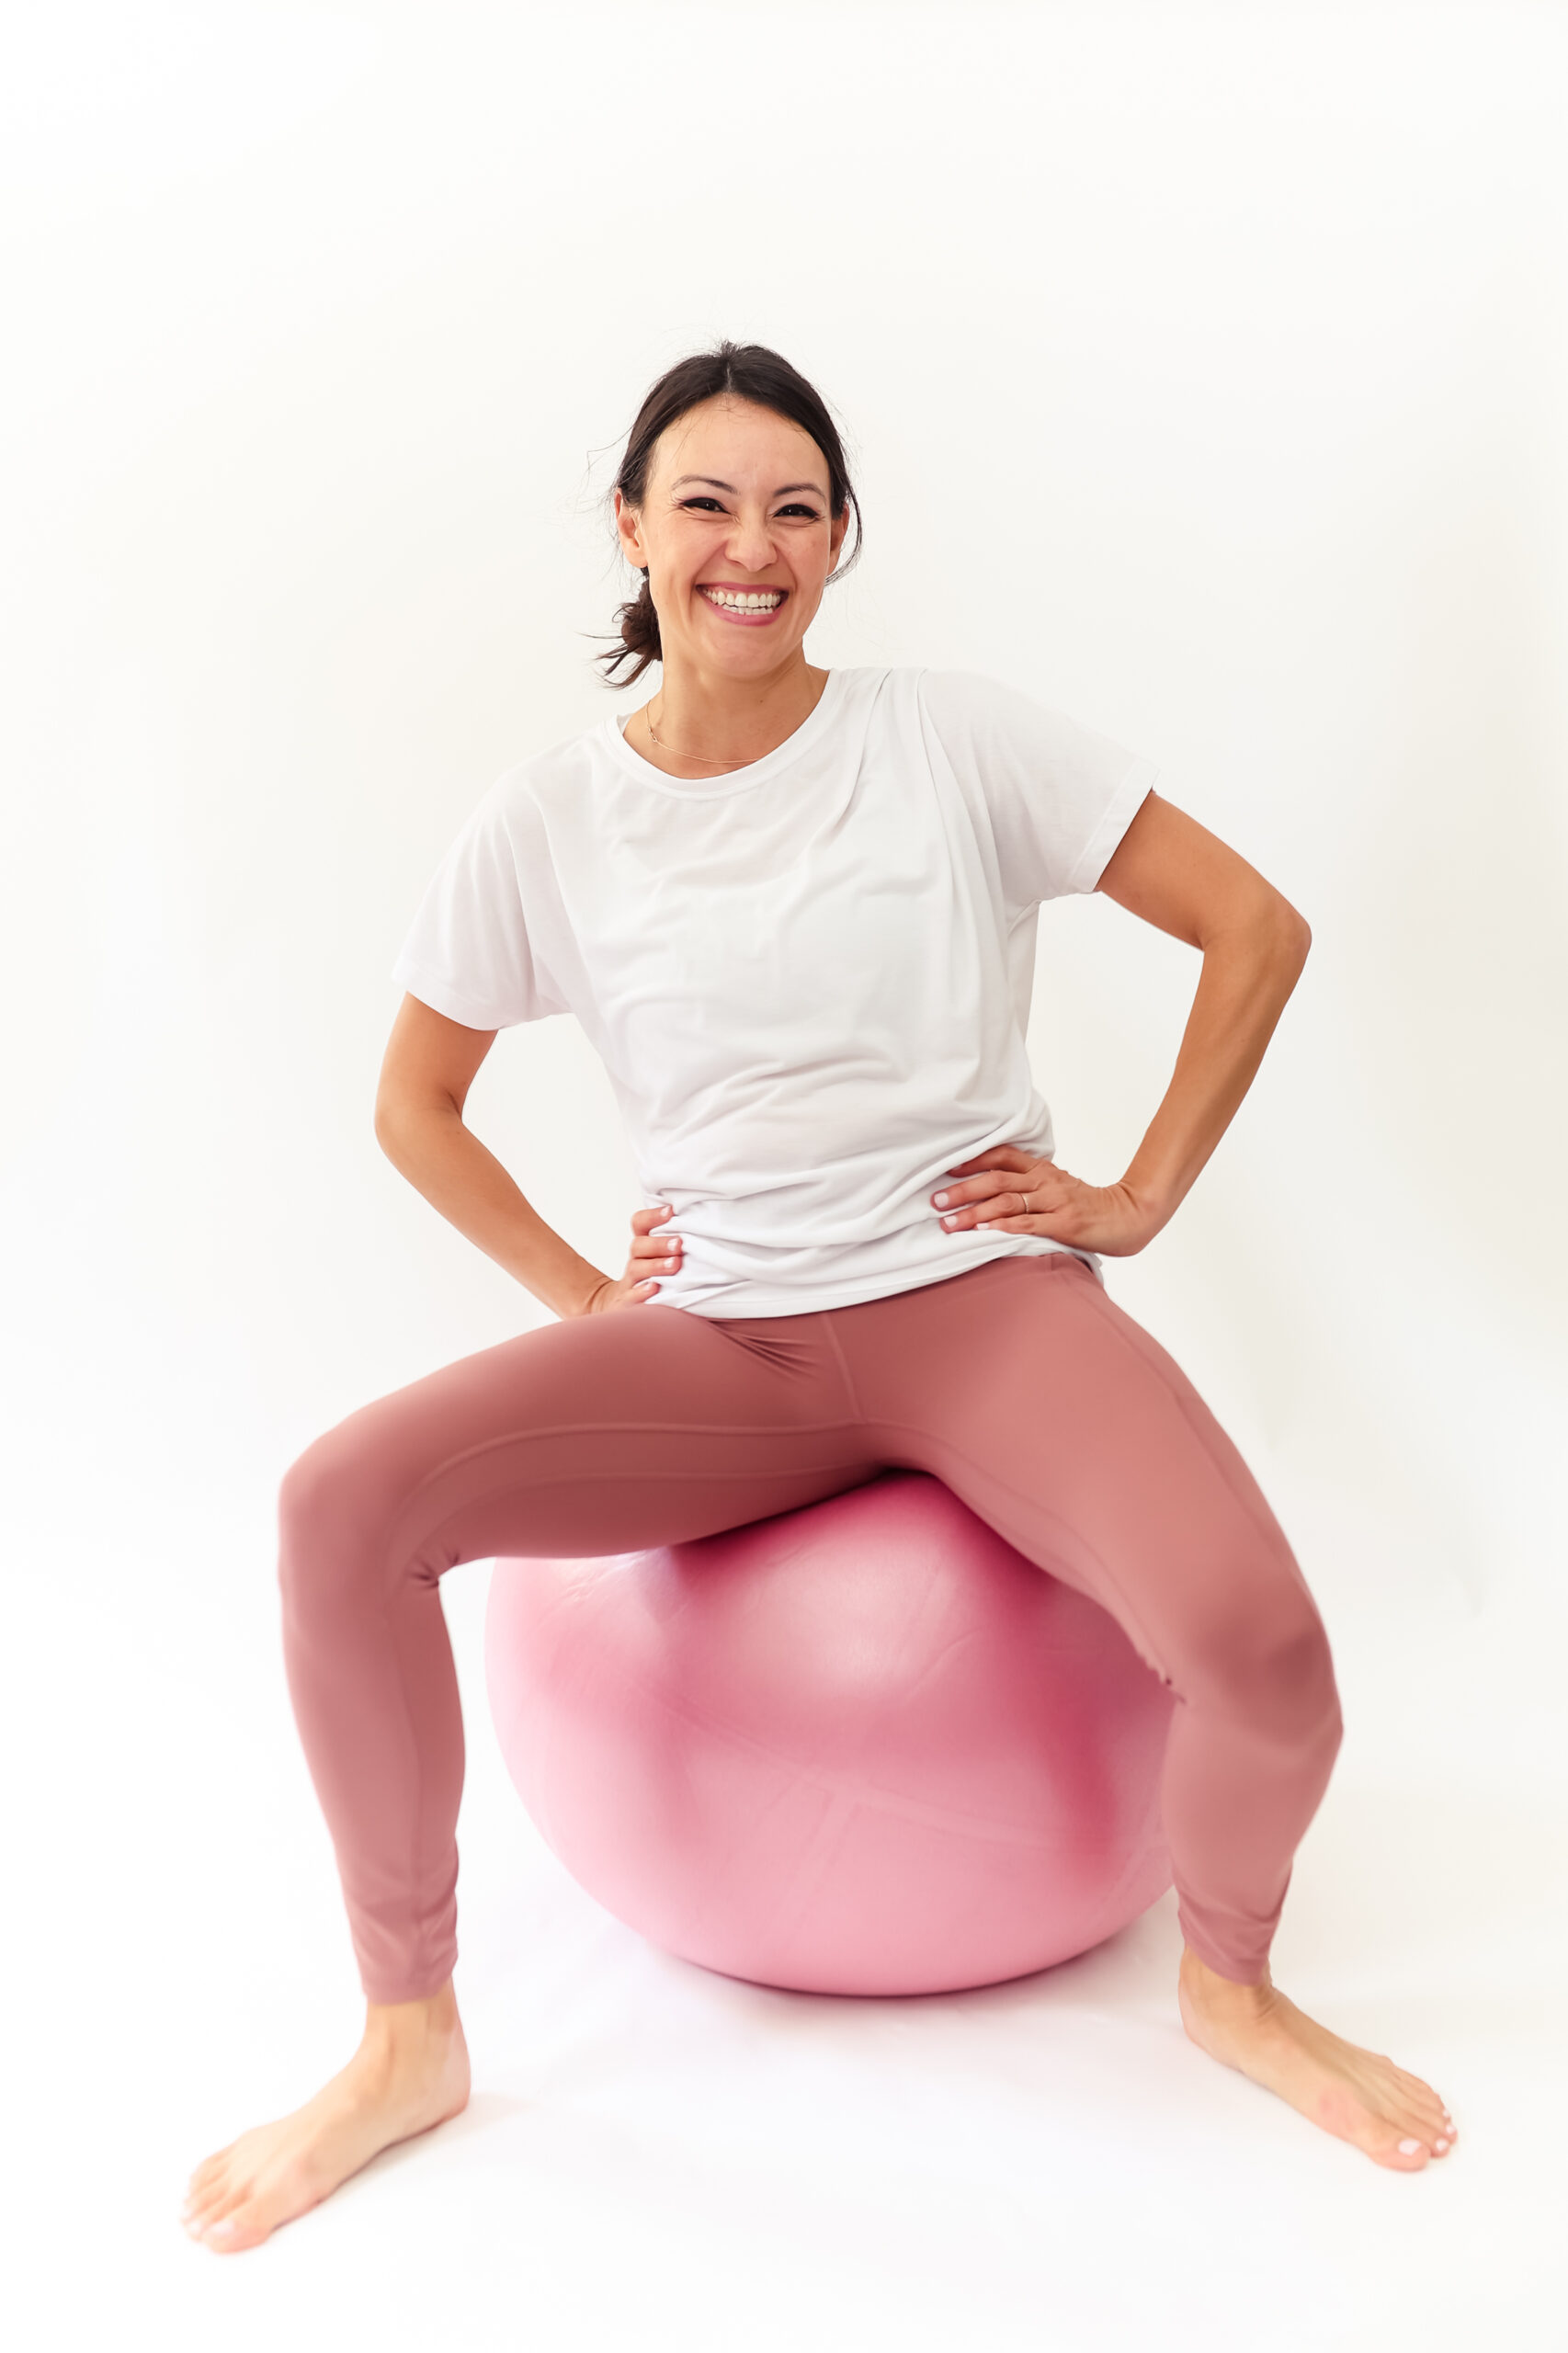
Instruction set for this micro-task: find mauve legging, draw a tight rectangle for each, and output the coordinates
[278,1252,1343,2001]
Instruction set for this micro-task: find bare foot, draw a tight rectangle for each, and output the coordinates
[1178,1948,1455,2171]
[182,1983,471,2251]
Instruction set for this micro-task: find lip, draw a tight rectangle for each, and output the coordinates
[697,583,790,628]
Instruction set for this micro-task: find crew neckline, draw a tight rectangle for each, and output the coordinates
[603,668,849,798]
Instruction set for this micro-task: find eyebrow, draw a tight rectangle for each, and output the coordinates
[669,474,828,498]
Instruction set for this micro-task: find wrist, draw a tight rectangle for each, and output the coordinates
[557,1271,611,1320]
[514,1238,611,1322]
[1117,1172,1180,1241]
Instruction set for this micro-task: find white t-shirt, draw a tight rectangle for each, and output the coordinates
[392,666,1156,1316]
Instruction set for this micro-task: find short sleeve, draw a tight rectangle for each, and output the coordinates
[918,670,1157,909]
[390,779,568,1029]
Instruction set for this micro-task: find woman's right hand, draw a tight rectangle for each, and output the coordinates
[578,1204,684,1314]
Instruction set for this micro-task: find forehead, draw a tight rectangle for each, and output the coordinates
[653,396,827,490]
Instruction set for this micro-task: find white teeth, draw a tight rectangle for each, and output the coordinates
[702,587,782,611]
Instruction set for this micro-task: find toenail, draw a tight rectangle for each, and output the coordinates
[1435,2139,1449,2152]
[1397,2138,1423,2155]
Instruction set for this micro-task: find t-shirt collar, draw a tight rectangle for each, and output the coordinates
[602,668,848,798]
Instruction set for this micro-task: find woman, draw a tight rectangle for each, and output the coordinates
[184,342,1453,2250]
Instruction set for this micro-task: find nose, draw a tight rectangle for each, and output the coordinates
[723,506,778,574]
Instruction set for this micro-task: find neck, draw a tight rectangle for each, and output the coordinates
[637,652,829,778]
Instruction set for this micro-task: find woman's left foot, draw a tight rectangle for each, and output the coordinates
[1177,1948,1455,2170]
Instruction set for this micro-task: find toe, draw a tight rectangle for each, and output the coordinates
[1378,2132,1431,2172]
[183,2173,233,2231]
[193,2178,254,2242]
[203,2206,272,2254]
[185,2152,231,2200]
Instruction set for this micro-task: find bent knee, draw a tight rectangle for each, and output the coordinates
[277,1424,398,1614]
[1181,1578,1342,1745]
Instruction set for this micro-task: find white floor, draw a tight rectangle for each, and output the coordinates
[13,1500,1565,2353]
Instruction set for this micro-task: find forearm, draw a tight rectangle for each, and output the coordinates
[1121,905,1310,1232]
[375,1099,608,1320]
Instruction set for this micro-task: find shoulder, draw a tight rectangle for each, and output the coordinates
[825,667,1081,766]
[455,720,621,846]
[912,670,1144,777]
[820,666,1000,735]
[914,667,1052,728]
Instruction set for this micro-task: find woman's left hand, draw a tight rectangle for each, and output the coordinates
[932,1145,1163,1258]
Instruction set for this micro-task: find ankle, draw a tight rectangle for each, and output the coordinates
[1180,1946,1274,2013]
[359,1982,462,2062]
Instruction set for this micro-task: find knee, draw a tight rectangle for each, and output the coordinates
[1185,1574,1343,1755]
[1261,1605,1343,1758]
[277,1423,391,1620]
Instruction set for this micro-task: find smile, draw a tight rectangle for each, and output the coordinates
[699,585,787,623]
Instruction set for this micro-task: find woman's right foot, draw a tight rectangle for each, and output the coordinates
[182,1984,471,2252]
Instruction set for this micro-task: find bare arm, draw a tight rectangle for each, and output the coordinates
[375,995,641,1319]
[930,791,1311,1254]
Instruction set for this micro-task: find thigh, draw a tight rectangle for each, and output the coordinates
[282,1304,876,1579]
[832,1256,1314,1682]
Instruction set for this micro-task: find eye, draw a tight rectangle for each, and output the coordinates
[678,496,725,513]
[777,504,823,519]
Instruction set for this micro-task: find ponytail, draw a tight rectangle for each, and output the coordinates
[607,567,661,688]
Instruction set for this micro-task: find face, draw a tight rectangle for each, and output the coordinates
[613,395,848,681]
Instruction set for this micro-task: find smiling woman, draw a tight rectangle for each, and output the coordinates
[599,341,862,777]
[182,338,1455,2258]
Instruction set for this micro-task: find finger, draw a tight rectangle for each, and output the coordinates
[974,1192,1042,1226]
[631,1229,682,1259]
[932,1174,1016,1209]
[630,1204,675,1235]
[939,1190,1035,1230]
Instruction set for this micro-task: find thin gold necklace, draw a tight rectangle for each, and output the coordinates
[644,700,747,768]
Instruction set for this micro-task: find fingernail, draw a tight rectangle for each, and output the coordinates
[1397,2138,1423,2155]
[934,1192,949,1207]
[942,1215,958,1228]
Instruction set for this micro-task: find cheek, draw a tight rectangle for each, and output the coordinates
[655,527,719,591]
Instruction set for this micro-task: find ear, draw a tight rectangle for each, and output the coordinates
[613,488,646,570]
[827,500,851,574]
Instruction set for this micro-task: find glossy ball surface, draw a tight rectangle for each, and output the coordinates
[485,1472,1174,1995]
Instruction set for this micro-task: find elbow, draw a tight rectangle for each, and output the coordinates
[374,1081,462,1168]
[374,1085,423,1165]
[1213,892,1309,993]
[372,1088,403,1164]
[1208,892,1311,975]
[1274,898,1312,975]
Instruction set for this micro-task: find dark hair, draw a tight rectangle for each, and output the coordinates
[598,340,863,685]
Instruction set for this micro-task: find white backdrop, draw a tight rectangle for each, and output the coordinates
[4,6,1565,2347]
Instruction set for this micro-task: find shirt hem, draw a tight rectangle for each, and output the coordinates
[391,960,531,1032]
[1064,755,1160,893]
[665,1235,1103,1319]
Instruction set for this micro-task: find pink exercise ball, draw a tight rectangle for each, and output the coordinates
[484,1472,1175,1996]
